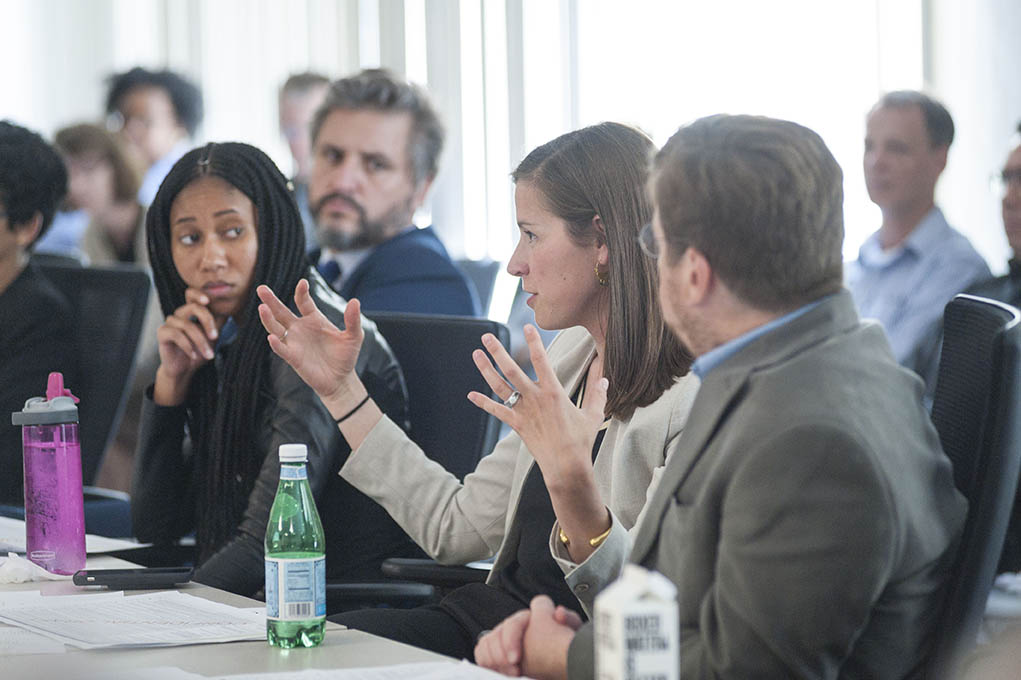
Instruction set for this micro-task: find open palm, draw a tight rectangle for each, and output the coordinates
[256,279,364,400]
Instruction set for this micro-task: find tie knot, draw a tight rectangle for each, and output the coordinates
[318,259,342,286]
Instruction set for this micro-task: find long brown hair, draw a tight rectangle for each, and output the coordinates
[513,122,691,419]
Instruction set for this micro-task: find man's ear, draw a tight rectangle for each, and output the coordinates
[932,144,949,175]
[685,247,714,305]
[411,173,435,211]
[12,212,43,249]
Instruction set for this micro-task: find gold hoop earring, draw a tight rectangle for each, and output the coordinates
[595,264,609,287]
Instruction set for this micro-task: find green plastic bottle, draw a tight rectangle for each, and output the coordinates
[265,443,326,648]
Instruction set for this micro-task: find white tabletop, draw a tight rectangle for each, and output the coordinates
[1,555,455,680]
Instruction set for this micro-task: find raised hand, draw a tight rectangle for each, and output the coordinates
[467,324,607,492]
[153,288,219,405]
[468,324,613,561]
[256,279,365,402]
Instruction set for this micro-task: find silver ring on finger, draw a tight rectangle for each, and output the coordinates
[282,329,289,342]
[503,390,521,408]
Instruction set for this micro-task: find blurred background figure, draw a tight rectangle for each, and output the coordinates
[966,121,1021,575]
[279,72,330,251]
[0,120,78,506]
[53,122,161,492]
[105,66,203,207]
[54,123,144,265]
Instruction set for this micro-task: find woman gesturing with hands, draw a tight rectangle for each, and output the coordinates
[258,123,698,662]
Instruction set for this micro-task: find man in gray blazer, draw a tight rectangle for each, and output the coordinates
[475,114,967,679]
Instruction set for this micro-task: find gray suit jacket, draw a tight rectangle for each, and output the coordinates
[569,290,966,679]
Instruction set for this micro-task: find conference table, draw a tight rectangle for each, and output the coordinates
[0,553,481,680]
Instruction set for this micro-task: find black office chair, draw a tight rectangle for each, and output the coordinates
[926,294,1021,678]
[324,311,509,612]
[455,258,501,316]
[367,311,508,479]
[38,263,151,537]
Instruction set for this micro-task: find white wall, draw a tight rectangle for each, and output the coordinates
[3,0,1020,270]
[928,0,1021,274]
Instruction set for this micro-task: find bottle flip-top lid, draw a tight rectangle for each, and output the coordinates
[10,372,79,426]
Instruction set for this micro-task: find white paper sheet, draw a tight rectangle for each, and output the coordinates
[0,590,265,649]
[0,515,145,554]
[0,627,67,655]
[71,662,513,680]
[215,661,514,679]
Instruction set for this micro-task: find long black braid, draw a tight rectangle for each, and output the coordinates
[146,142,307,560]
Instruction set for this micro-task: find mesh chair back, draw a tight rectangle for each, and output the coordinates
[927,294,1021,677]
[366,311,509,480]
[37,264,151,485]
[455,259,501,316]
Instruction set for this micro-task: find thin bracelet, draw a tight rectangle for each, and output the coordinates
[334,394,371,424]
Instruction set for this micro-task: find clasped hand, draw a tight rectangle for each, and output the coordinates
[474,595,582,679]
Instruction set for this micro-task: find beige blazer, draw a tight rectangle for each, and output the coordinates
[341,325,699,613]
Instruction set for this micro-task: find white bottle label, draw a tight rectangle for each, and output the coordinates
[265,556,326,621]
[280,465,307,480]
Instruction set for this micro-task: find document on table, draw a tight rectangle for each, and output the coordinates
[0,515,144,554]
[0,590,265,649]
[0,627,66,655]
[87,662,514,680]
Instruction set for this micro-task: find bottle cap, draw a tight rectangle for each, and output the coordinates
[279,443,308,463]
[11,373,79,426]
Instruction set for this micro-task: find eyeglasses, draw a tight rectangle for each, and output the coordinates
[637,222,660,260]
[991,168,1021,196]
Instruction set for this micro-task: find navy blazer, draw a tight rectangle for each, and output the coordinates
[313,226,479,316]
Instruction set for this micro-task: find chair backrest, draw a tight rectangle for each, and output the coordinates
[37,263,151,485]
[366,311,510,480]
[927,294,1021,677]
[455,259,501,316]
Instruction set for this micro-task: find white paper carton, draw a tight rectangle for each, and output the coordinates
[594,564,679,680]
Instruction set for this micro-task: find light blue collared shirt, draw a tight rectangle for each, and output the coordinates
[845,207,989,385]
[139,140,190,206]
[691,298,827,380]
[32,209,89,260]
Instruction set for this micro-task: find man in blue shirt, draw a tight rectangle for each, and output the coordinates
[847,91,989,395]
[307,69,478,316]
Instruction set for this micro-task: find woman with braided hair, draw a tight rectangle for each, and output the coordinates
[132,141,416,596]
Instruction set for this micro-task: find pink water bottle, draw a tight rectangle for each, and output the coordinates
[10,372,86,574]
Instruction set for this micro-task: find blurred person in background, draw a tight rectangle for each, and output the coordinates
[966,121,1021,574]
[0,121,78,506]
[279,72,330,251]
[53,122,160,492]
[106,66,203,207]
[308,69,478,315]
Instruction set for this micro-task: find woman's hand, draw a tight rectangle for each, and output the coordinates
[468,325,613,562]
[256,279,365,404]
[153,288,219,405]
[468,325,607,492]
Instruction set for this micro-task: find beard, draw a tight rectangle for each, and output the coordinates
[314,191,415,252]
